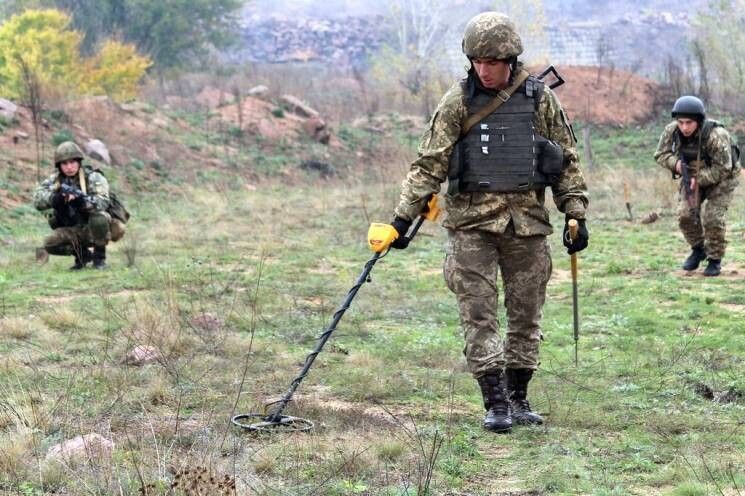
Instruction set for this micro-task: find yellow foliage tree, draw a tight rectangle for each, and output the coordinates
[0,8,151,102]
[81,40,152,101]
[0,9,83,100]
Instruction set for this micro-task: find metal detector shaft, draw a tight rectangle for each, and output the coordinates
[266,216,426,422]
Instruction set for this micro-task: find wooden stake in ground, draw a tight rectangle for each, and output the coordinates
[623,181,633,220]
[568,219,580,366]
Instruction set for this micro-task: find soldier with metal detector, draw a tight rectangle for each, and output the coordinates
[654,96,740,277]
[370,12,589,433]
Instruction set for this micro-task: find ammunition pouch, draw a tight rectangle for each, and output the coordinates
[537,138,563,176]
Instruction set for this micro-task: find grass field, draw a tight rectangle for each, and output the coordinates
[1,142,744,495]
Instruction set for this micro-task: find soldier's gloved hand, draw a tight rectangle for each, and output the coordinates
[390,217,413,249]
[51,192,66,209]
[562,217,589,254]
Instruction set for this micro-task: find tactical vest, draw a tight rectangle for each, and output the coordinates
[673,119,741,171]
[451,76,561,193]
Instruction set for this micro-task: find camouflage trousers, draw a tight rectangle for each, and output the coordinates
[443,225,552,377]
[43,212,126,256]
[678,174,739,259]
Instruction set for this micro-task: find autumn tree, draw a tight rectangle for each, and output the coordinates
[19,0,242,71]
[691,0,745,113]
[369,0,453,118]
[0,9,151,101]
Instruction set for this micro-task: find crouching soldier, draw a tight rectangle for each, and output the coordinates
[654,96,740,276]
[33,141,126,270]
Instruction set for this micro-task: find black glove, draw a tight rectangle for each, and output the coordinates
[51,191,66,209]
[562,217,589,254]
[390,217,412,249]
[69,195,87,210]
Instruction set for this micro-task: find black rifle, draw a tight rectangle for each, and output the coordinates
[59,183,89,200]
[679,152,700,213]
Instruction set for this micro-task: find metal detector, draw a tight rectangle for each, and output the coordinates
[232,200,438,433]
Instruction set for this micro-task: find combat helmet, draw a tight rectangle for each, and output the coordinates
[462,12,523,60]
[671,96,705,122]
[54,141,84,167]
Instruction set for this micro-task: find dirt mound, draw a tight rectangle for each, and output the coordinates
[0,92,341,210]
[545,65,663,126]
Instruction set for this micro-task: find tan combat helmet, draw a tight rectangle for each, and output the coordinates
[462,12,523,60]
[54,141,84,167]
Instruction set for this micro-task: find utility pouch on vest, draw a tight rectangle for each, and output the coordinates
[538,139,563,176]
[447,141,464,195]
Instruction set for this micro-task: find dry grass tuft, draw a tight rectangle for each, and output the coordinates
[0,317,38,340]
[41,307,83,333]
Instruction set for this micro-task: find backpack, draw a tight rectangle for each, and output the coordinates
[108,191,130,224]
[86,166,131,223]
[702,120,740,170]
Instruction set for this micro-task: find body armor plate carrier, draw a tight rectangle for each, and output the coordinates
[449,76,563,193]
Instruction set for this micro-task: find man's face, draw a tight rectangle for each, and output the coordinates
[676,118,699,137]
[59,159,81,177]
[472,58,511,90]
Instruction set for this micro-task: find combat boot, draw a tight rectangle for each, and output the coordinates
[682,244,706,271]
[70,247,92,270]
[476,372,512,433]
[506,368,544,425]
[703,259,721,277]
[92,245,107,270]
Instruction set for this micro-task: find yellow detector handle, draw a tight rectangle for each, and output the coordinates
[367,223,399,253]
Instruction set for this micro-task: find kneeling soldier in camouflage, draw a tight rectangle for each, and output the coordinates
[654,96,740,277]
[34,141,126,270]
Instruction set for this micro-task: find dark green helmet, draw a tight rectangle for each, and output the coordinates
[462,12,523,60]
[671,96,705,121]
[54,141,84,167]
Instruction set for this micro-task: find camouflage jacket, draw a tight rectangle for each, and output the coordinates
[654,121,737,188]
[394,71,588,236]
[33,166,110,215]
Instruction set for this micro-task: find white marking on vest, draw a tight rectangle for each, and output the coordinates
[480,123,489,130]
[481,134,489,142]
[481,146,489,154]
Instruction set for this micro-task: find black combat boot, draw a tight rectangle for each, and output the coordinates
[476,372,512,433]
[703,258,721,277]
[70,247,92,270]
[506,368,544,425]
[682,244,706,271]
[92,245,107,270]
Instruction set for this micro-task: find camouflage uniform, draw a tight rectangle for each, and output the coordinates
[393,28,588,378]
[34,142,125,267]
[654,121,740,260]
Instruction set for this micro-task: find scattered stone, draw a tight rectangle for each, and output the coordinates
[123,345,162,366]
[85,139,111,165]
[300,160,334,178]
[302,115,331,144]
[714,389,742,404]
[45,433,113,463]
[247,85,269,97]
[0,98,18,120]
[189,312,224,333]
[279,94,319,119]
[640,211,659,224]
